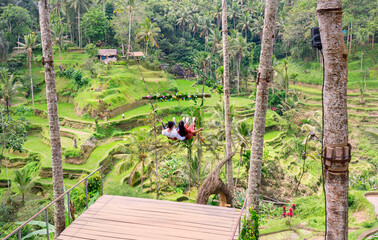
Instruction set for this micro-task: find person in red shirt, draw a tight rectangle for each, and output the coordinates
[177,117,203,140]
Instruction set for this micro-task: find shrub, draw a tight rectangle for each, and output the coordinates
[64,149,81,158]
[0,202,16,223]
[168,78,178,92]
[108,78,120,88]
[85,43,98,57]
[239,207,259,240]
[15,106,34,116]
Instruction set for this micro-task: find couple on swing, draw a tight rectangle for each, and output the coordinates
[162,117,204,141]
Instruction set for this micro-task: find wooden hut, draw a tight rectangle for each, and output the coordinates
[97,49,117,63]
[125,51,145,60]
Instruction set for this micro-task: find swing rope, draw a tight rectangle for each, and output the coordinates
[111,4,207,130]
[128,47,166,125]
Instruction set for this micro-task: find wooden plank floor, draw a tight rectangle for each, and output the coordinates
[58,195,240,240]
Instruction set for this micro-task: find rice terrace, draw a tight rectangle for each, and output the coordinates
[0,0,377,239]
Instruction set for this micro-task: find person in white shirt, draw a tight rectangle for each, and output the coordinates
[162,118,186,141]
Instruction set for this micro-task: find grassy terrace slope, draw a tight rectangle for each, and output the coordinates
[283,44,378,89]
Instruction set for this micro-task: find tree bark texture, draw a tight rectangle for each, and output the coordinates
[247,0,277,212]
[348,22,352,56]
[38,0,66,236]
[78,5,81,48]
[29,50,35,114]
[317,0,350,239]
[222,0,234,192]
[196,153,235,205]
[127,12,132,59]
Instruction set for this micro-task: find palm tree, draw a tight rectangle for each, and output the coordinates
[282,59,289,91]
[14,169,34,202]
[222,0,233,191]
[118,129,154,191]
[50,0,66,22]
[237,12,253,38]
[209,28,222,80]
[136,17,161,57]
[251,16,264,41]
[247,0,278,212]
[355,28,370,73]
[209,103,237,142]
[230,32,249,95]
[235,120,252,188]
[0,69,23,113]
[317,0,350,237]
[228,2,240,29]
[193,51,209,77]
[189,14,200,37]
[67,0,90,48]
[38,0,66,236]
[52,22,70,70]
[176,8,190,32]
[14,33,40,114]
[199,16,214,52]
[125,0,136,58]
[212,3,222,28]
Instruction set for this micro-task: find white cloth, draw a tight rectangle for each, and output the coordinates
[162,128,186,140]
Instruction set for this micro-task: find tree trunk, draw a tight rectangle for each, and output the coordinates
[0,111,11,196]
[360,46,363,73]
[235,146,243,188]
[247,0,278,212]
[29,51,35,114]
[348,22,352,56]
[346,24,350,52]
[196,153,235,205]
[188,145,192,203]
[38,0,66,236]
[154,112,159,200]
[141,157,144,192]
[59,45,63,70]
[237,57,241,95]
[102,0,105,12]
[145,40,148,57]
[222,0,234,194]
[372,34,374,50]
[127,11,132,60]
[317,0,350,238]
[78,5,81,48]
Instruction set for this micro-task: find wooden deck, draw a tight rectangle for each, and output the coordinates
[58,195,240,240]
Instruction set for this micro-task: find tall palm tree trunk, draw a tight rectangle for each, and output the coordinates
[247,0,278,211]
[317,0,350,238]
[78,5,81,48]
[348,23,352,56]
[235,146,243,188]
[141,157,144,191]
[59,45,63,70]
[145,40,149,57]
[39,0,66,236]
[154,112,159,200]
[360,46,363,73]
[222,0,233,193]
[127,12,132,59]
[237,57,241,95]
[29,51,35,114]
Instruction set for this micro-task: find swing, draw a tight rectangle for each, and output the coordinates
[129,48,209,142]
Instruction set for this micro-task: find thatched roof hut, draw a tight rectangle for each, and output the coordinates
[97,49,117,63]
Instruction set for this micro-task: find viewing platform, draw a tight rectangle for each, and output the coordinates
[57,195,240,240]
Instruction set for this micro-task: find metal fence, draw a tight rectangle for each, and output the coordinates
[3,166,104,240]
[230,195,248,240]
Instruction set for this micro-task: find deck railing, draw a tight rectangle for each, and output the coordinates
[230,194,248,240]
[3,166,104,240]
